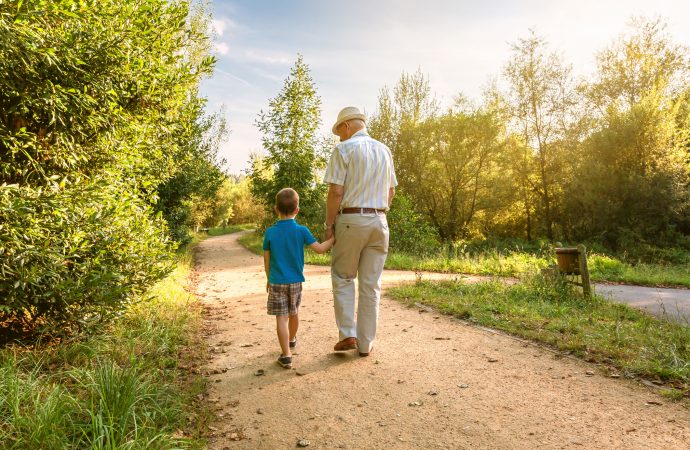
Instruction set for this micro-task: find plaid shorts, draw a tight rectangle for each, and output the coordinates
[267,282,302,316]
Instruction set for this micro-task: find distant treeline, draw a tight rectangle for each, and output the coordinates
[368,19,690,259]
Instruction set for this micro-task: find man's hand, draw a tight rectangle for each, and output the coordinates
[266,282,269,293]
[325,227,334,242]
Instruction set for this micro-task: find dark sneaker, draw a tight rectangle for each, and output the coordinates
[277,355,292,369]
[289,337,297,349]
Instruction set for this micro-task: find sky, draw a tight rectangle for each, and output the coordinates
[200,0,690,175]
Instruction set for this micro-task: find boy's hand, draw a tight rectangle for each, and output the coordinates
[266,282,269,293]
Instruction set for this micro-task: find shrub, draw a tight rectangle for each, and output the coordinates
[0,180,173,334]
[387,193,441,256]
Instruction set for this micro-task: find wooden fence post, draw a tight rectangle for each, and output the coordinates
[577,244,592,298]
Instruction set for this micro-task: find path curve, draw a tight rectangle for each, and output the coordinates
[194,232,690,449]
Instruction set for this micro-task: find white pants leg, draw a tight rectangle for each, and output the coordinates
[331,213,389,349]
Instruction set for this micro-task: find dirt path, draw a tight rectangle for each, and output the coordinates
[194,232,690,449]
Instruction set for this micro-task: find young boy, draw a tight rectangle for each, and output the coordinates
[263,188,334,369]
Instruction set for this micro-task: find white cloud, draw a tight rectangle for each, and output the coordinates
[214,42,230,55]
[211,19,227,37]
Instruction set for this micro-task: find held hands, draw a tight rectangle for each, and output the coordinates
[324,227,334,242]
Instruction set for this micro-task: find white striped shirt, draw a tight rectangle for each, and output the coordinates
[323,129,398,210]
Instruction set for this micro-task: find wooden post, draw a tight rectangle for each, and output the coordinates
[577,244,592,298]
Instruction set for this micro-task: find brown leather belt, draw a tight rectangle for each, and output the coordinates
[340,207,386,214]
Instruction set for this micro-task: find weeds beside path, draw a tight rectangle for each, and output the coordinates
[0,235,215,449]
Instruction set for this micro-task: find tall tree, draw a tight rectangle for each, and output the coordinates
[503,31,579,239]
[567,18,690,248]
[249,55,327,229]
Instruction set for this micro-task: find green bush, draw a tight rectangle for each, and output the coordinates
[0,0,218,334]
[0,180,173,333]
[387,193,441,256]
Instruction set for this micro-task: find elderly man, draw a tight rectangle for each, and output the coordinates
[323,106,397,356]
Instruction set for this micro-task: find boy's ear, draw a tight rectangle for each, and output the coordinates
[274,205,279,215]
[295,207,300,215]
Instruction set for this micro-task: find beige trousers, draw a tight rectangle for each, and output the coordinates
[331,212,389,353]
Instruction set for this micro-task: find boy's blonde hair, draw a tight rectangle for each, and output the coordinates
[275,188,299,215]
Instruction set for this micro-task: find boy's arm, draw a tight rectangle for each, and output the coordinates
[309,236,335,254]
[263,250,270,292]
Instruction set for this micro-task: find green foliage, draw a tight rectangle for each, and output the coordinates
[0,247,208,448]
[203,176,266,230]
[0,0,221,333]
[386,193,440,255]
[156,112,228,243]
[369,19,690,252]
[0,0,215,186]
[389,275,690,391]
[0,180,173,333]
[249,55,328,230]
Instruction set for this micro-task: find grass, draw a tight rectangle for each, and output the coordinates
[238,231,690,288]
[0,239,210,449]
[388,274,690,401]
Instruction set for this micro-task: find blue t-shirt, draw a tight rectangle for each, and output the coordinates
[262,219,317,284]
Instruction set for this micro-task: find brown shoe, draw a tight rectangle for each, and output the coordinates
[334,337,357,351]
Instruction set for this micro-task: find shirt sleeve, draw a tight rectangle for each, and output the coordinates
[302,227,317,246]
[323,147,346,185]
[262,230,271,250]
[388,148,398,188]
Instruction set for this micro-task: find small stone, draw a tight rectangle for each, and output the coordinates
[408,400,423,407]
[297,438,310,447]
[254,369,265,376]
[488,358,499,363]
[427,389,439,396]
[434,337,451,340]
[646,400,663,406]
[256,409,264,414]
[585,370,595,376]
[397,379,405,384]
[458,383,469,389]
[609,374,620,378]
[241,344,254,348]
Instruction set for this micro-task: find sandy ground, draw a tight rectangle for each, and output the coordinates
[193,232,690,450]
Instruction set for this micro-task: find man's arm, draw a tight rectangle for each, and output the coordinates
[324,183,344,240]
[263,250,270,292]
[388,187,395,208]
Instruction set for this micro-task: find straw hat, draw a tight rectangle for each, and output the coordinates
[332,106,366,134]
